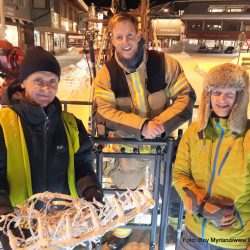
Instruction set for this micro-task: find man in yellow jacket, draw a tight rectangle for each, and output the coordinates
[94,12,196,249]
[174,63,250,249]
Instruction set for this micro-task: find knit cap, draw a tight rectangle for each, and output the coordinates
[20,46,61,82]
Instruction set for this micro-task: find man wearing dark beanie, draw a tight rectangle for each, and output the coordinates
[0,46,103,249]
[19,46,61,83]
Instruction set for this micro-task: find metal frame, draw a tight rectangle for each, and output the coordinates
[158,138,175,250]
[93,137,175,250]
[60,101,183,249]
[61,101,92,112]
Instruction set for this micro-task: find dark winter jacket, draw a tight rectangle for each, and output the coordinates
[0,86,102,215]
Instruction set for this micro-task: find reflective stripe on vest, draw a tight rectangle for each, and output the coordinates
[0,107,80,207]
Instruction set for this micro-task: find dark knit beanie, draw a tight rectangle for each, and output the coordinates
[20,46,61,82]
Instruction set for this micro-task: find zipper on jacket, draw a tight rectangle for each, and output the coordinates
[217,146,233,176]
[202,121,224,239]
[41,107,49,191]
[207,121,224,196]
[235,208,244,228]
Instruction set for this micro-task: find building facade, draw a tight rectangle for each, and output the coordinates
[1,0,88,53]
[151,19,184,48]
[181,1,250,50]
[2,0,34,50]
[33,0,88,54]
[149,2,185,49]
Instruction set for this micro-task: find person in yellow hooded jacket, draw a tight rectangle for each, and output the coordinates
[174,63,250,250]
[0,46,102,250]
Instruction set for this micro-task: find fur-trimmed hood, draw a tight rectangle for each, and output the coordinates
[198,63,249,134]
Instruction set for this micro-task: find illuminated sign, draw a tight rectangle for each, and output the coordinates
[152,19,183,36]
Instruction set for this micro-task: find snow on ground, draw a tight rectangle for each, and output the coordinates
[57,58,92,101]
[57,58,93,127]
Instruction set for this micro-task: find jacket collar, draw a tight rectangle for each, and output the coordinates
[210,117,231,135]
[203,117,233,141]
[11,97,61,129]
[115,48,147,74]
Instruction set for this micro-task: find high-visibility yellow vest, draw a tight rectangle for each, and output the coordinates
[0,107,80,207]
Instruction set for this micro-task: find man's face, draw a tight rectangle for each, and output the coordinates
[21,71,59,107]
[210,88,237,117]
[112,20,141,60]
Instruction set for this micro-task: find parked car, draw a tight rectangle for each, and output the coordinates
[198,46,209,53]
[224,46,235,54]
[210,46,223,54]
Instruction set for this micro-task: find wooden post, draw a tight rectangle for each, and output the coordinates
[140,0,149,40]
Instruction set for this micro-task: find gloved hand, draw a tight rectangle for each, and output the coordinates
[201,196,236,228]
[82,186,104,204]
[183,188,236,228]
[0,220,31,250]
[183,187,207,214]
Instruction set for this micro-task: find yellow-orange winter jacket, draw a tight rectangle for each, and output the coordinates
[174,117,250,249]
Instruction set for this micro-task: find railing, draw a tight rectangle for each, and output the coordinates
[60,100,92,112]
[60,101,200,249]
[93,137,175,250]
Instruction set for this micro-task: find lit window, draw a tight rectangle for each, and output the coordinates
[245,25,250,32]
[205,23,222,31]
[208,8,225,13]
[226,8,245,13]
[179,10,184,16]
[188,22,202,30]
